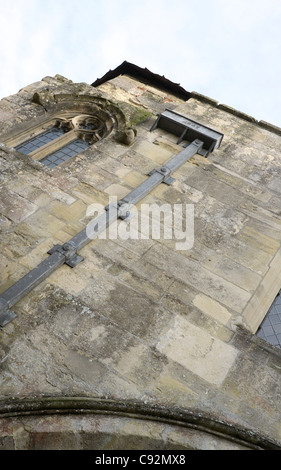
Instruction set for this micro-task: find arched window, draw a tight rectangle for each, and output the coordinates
[1,92,128,169]
[14,113,107,168]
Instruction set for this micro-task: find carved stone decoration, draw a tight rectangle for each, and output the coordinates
[32,90,56,108]
[115,127,137,146]
[31,90,128,139]
[55,114,107,144]
[2,93,130,164]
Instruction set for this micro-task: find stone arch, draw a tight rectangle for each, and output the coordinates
[2,92,129,162]
[33,90,128,132]
[0,397,279,450]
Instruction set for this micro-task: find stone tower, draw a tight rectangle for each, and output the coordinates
[0,62,280,450]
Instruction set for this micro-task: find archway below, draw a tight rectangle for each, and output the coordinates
[0,397,276,450]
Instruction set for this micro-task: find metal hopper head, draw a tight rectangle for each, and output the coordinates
[151,109,224,156]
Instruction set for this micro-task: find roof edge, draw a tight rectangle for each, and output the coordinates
[92,62,281,137]
[91,61,192,101]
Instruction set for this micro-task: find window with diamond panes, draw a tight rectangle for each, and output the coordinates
[256,291,281,349]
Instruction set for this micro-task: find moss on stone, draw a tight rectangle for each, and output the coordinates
[117,101,153,128]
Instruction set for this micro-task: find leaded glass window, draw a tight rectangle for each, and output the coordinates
[40,139,89,168]
[256,291,281,349]
[12,114,107,168]
[15,127,65,154]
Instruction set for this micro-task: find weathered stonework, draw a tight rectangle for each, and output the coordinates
[0,70,280,450]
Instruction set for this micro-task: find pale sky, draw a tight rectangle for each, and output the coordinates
[1,0,281,127]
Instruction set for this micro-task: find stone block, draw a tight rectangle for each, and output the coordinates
[0,214,11,231]
[71,184,108,206]
[0,189,37,223]
[134,140,174,164]
[224,353,281,419]
[8,180,53,208]
[199,248,262,292]
[64,350,106,385]
[122,170,147,188]
[237,225,280,256]
[152,370,199,407]
[104,183,131,199]
[243,248,281,333]
[49,199,87,223]
[267,176,281,195]
[0,231,33,259]
[118,150,156,175]
[143,243,251,313]
[79,164,117,191]
[195,216,275,276]
[119,271,163,301]
[157,314,238,386]
[16,210,66,239]
[48,264,91,295]
[54,229,74,243]
[0,254,26,287]
[193,294,232,325]
[59,220,85,237]
[18,239,55,269]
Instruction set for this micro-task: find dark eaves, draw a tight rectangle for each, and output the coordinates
[91,61,191,101]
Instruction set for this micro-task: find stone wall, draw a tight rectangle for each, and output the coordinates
[0,73,280,450]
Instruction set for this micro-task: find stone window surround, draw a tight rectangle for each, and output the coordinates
[3,112,110,164]
[0,90,128,167]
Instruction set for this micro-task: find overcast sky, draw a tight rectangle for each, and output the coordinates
[1,0,281,127]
